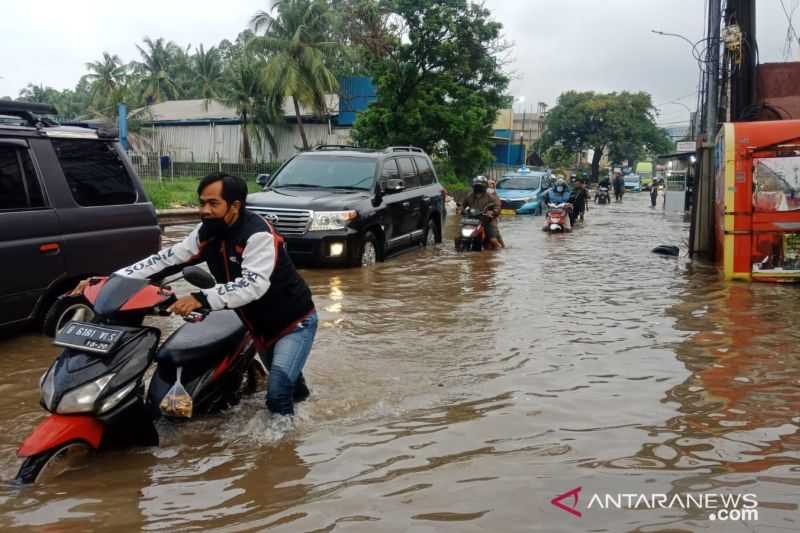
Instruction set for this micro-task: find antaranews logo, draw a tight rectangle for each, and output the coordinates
[550,487,758,522]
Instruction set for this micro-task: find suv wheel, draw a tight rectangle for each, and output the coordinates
[42,296,95,337]
[423,218,438,247]
[356,232,378,267]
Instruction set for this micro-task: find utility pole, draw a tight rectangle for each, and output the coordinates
[691,0,722,258]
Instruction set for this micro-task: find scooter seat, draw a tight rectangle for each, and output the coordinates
[156,310,246,367]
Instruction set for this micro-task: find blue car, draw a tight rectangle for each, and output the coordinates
[495,169,550,215]
[624,174,641,193]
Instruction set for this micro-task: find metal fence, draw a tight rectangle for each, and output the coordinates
[127,151,282,182]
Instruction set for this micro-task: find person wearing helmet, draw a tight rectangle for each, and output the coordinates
[460,176,502,250]
[544,178,572,205]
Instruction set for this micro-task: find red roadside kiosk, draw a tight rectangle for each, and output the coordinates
[716,119,800,282]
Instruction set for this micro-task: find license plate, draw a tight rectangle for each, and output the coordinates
[54,321,124,354]
[500,209,517,216]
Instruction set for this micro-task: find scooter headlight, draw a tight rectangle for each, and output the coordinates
[461,226,476,237]
[98,380,137,414]
[57,374,115,414]
[40,367,56,411]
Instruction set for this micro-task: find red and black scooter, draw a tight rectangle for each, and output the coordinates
[543,202,572,232]
[15,267,257,483]
[455,206,494,251]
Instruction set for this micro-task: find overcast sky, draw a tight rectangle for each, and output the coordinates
[1,0,797,125]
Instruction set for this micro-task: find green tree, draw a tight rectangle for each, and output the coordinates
[134,37,180,104]
[350,0,509,179]
[84,52,127,116]
[250,0,339,150]
[193,44,224,104]
[539,91,669,181]
[222,53,281,161]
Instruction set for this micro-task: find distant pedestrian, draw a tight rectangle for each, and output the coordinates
[613,173,625,202]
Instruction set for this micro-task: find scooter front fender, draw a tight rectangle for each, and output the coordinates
[18,414,104,457]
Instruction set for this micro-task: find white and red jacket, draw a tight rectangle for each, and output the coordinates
[116,210,314,348]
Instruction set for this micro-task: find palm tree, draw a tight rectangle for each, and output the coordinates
[223,56,280,161]
[250,0,339,150]
[194,44,223,106]
[84,52,127,115]
[135,37,180,104]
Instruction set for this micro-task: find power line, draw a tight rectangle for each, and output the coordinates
[780,0,800,39]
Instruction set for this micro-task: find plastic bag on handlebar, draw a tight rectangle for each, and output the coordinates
[160,367,193,418]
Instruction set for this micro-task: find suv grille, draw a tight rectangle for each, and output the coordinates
[249,207,312,236]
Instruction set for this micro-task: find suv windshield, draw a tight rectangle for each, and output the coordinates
[271,156,377,190]
[497,176,541,190]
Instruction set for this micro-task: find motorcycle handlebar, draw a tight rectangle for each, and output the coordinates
[183,308,210,323]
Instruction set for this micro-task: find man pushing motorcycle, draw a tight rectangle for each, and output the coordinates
[72,173,316,417]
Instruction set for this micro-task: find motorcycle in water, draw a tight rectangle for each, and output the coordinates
[15,266,258,484]
[454,206,492,252]
[543,202,572,232]
[595,186,610,205]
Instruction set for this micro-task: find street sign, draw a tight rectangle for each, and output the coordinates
[676,141,696,153]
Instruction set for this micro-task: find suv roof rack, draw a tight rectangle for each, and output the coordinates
[313,144,375,152]
[385,146,425,154]
[0,101,59,128]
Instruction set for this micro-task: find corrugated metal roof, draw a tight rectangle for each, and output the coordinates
[132,96,340,123]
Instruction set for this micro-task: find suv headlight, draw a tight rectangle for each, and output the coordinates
[309,211,357,231]
[57,374,115,414]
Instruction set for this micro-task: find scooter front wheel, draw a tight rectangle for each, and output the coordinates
[16,441,92,484]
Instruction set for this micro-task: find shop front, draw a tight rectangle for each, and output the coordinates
[715,120,800,282]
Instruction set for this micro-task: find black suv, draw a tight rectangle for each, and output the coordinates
[247,146,446,267]
[0,102,160,336]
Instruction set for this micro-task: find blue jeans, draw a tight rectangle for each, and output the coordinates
[262,312,317,415]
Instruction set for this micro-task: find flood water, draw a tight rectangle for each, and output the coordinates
[1,193,799,532]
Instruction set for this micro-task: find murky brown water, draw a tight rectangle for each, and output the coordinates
[1,193,799,532]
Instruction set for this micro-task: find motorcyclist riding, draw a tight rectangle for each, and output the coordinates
[71,173,316,417]
[460,176,501,250]
[544,178,572,205]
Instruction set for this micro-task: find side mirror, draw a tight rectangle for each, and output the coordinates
[256,174,270,188]
[183,266,216,289]
[385,178,405,194]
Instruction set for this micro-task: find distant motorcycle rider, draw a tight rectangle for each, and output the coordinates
[460,176,501,250]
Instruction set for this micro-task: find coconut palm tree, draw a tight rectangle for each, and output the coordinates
[223,55,280,161]
[194,44,223,106]
[135,37,180,104]
[250,0,339,150]
[85,52,127,110]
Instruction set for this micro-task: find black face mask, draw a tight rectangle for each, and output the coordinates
[200,207,232,239]
[473,186,486,194]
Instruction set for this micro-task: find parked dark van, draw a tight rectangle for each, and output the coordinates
[247,146,446,267]
[0,102,160,336]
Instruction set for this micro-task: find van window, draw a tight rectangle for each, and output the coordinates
[53,139,137,206]
[398,157,419,189]
[414,156,435,185]
[0,145,45,210]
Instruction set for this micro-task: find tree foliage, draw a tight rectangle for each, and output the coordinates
[12,0,511,174]
[250,0,340,150]
[539,91,672,180]
[351,0,509,179]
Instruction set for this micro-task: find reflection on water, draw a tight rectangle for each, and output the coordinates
[0,195,798,532]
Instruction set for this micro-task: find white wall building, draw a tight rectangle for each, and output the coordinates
[130,97,350,163]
